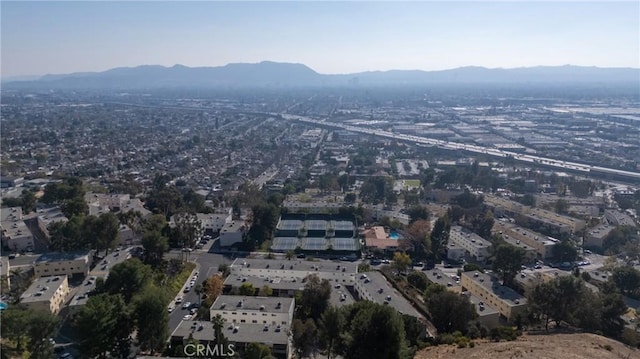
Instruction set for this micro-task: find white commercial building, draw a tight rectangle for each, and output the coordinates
[210,295,294,327]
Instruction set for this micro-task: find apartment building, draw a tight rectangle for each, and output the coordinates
[449,226,491,262]
[196,209,232,235]
[210,295,294,327]
[493,222,557,259]
[223,274,303,298]
[34,250,93,278]
[1,207,35,252]
[354,271,423,319]
[170,320,290,359]
[20,275,69,314]
[219,221,246,247]
[584,224,615,249]
[229,258,358,285]
[460,271,527,321]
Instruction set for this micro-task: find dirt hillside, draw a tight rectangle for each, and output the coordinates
[414,333,639,359]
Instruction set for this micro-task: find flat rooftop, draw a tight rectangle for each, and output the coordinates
[462,271,527,307]
[21,275,66,303]
[171,320,289,345]
[69,275,100,308]
[36,250,92,263]
[424,268,461,290]
[224,274,304,292]
[358,271,422,318]
[466,293,499,317]
[210,295,293,313]
[230,258,358,275]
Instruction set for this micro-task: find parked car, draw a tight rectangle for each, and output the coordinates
[182,314,193,321]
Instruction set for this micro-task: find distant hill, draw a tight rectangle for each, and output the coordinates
[414,333,638,359]
[4,61,639,89]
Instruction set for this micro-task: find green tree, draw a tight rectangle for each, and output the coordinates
[430,215,450,260]
[245,342,273,359]
[60,196,89,218]
[611,265,640,296]
[291,319,317,359]
[1,308,59,359]
[172,212,203,250]
[555,199,569,214]
[133,286,169,354]
[552,240,579,263]
[95,212,120,255]
[318,306,344,359]
[25,309,58,359]
[141,230,169,265]
[406,206,429,224]
[298,274,332,321]
[259,285,273,296]
[599,283,628,337]
[423,283,446,299]
[392,252,411,274]
[341,301,408,359]
[1,307,30,351]
[529,275,585,330]
[426,291,477,333]
[407,271,428,291]
[104,258,152,303]
[239,282,256,296]
[492,244,525,287]
[75,294,131,358]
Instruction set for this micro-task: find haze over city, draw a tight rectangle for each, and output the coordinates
[2,1,639,78]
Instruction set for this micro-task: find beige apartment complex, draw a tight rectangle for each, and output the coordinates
[34,250,93,278]
[20,275,69,314]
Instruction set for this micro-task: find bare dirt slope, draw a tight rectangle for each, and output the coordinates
[415,333,639,359]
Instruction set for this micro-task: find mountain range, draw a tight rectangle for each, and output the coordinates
[3,61,639,89]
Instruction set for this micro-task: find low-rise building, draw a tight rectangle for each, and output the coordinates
[460,271,527,321]
[493,223,557,259]
[449,226,491,262]
[466,292,500,329]
[197,209,232,235]
[229,258,358,286]
[219,221,246,247]
[362,226,399,253]
[170,320,290,359]
[584,225,615,249]
[19,275,69,314]
[353,271,423,319]
[223,274,303,298]
[425,268,461,293]
[210,295,295,327]
[34,250,93,278]
[1,207,35,252]
[0,256,10,292]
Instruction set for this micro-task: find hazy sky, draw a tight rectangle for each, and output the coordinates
[1,1,639,77]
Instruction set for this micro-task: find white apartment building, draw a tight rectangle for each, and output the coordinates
[229,258,358,285]
[210,295,294,326]
[1,207,35,252]
[449,226,491,262]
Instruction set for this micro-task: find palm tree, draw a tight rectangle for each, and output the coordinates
[285,250,294,260]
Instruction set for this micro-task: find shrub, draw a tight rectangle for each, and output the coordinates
[489,326,518,342]
[438,334,456,345]
[469,341,475,348]
[603,344,613,351]
[456,336,469,348]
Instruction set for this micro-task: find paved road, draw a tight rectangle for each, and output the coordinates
[166,249,237,335]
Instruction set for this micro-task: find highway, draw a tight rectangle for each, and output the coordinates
[280,114,640,182]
